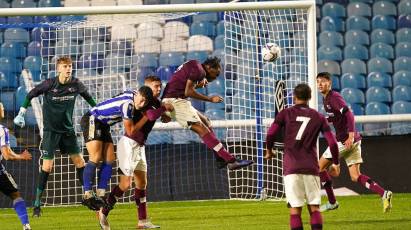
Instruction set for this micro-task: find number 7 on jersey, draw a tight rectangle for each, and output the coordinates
[295,116,311,140]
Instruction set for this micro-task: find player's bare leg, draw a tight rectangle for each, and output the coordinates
[82,140,105,210]
[307,205,323,230]
[33,159,54,217]
[96,143,115,198]
[190,122,253,170]
[348,163,392,213]
[319,157,339,212]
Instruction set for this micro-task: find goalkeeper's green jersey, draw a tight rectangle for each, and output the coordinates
[24,77,94,133]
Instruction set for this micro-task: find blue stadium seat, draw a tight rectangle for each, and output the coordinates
[322,3,346,18]
[134,53,158,68]
[159,52,185,67]
[216,20,225,36]
[55,40,80,56]
[368,57,393,73]
[33,16,60,23]
[0,0,9,8]
[346,16,370,31]
[370,29,395,45]
[190,21,216,38]
[130,66,155,85]
[396,28,411,43]
[155,66,175,82]
[186,51,208,63]
[317,60,341,75]
[372,15,396,30]
[395,42,411,58]
[12,0,37,8]
[344,44,369,60]
[370,42,394,59]
[366,86,392,103]
[393,85,411,101]
[193,12,218,23]
[367,72,392,88]
[57,27,84,42]
[341,73,366,89]
[60,15,86,22]
[394,57,411,72]
[391,100,411,134]
[0,91,15,111]
[319,31,344,47]
[170,0,193,3]
[23,56,42,72]
[341,87,365,104]
[104,53,131,72]
[77,54,103,70]
[207,78,224,95]
[398,15,411,29]
[332,75,341,90]
[365,101,391,114]
[31,27,56,42]
[204,108,225,120]
[345,30,369,45]
[0,57,21,87]
[341,58,367,74]
[38,0,62,7]
[0,71,7,88]
[393,70,411,86]
[320,16,345,32]
[214,35,224,50]
[398,0,411,15]
[373,1,397,16]
[7,16,33,24]
[1,42,26,59]
[347,2,371,17]
[318,45,343,61]
[4,28,30,43]
[191,99,206,112]
[348,103,365,115]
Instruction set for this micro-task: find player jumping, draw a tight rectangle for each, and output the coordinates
[265,83,340,230]
[13,56,96,217]
[80,86,155,211]
[316,72,393,213]
[98,76,173,230]
[161,57,253,170]
[1,102,33,230]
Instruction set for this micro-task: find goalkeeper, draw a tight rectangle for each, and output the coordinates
[98,76,173,229]
[1,102,33,230]
[13,56,97,217]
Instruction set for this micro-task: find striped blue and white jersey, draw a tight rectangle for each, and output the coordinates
[0,124,10,162]
[89,90,134,125]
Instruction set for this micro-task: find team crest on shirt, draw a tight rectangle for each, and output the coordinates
[326,104,331,109]
[68,87,76,92]
[52,89,58,93]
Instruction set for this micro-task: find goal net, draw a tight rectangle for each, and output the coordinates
[7,1,316,206]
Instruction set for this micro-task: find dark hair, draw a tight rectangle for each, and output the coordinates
[144,75,161,83]
[202,56,221,69]
[316,72,331,80]
[293,83,312,101]
[136,86,154,104]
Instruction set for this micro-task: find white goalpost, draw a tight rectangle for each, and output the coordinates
[2,1,410,207]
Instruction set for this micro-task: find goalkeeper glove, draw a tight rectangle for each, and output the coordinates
[13,107,26,128]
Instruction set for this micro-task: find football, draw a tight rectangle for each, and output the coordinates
[262,43,281,62]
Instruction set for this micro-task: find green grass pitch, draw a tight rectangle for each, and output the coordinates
[1,194,411,229]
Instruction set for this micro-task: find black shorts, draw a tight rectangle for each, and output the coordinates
[80,112,113,143]
[0,165,18,196]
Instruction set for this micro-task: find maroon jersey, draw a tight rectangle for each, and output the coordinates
[323,91,361,142]
[162,60,206,99]
[268,104,332,176]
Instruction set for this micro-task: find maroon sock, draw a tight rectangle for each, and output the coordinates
[102,185,124,216]
[290,214,303,230]
[135,188,147,220]
[201,132,235,162]
[357,174,385,197]
[310,211,323,230]
[319,171,336,204]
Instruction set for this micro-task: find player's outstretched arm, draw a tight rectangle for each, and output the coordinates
[264,123,280,159]
[145,103,174,121]
[323,130,340,177]
[78,81,97,107]
[0,147,32,161]
[184,79,213,102]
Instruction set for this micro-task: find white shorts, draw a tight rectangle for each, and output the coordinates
[322,141,363,166]
[284,174,321,208]
[162,98,201,129]
[117,136,147,176]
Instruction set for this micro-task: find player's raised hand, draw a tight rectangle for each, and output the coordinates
[13,107,27,128]
[20,149,32,160]
[264,148,275,159]
[163,103,174,112]
[196,79,208,88]
[343,135,354,149]
[209,95,223,103]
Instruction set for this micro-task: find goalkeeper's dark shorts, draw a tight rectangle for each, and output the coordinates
[40,130,81,160]
[0,165,19,196]
[80,112,113,144]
